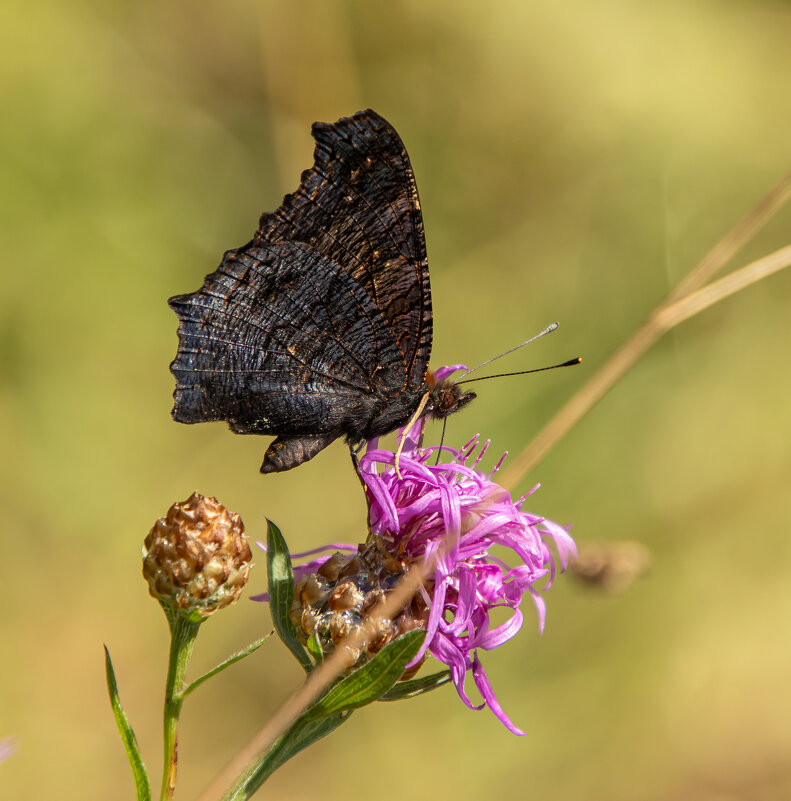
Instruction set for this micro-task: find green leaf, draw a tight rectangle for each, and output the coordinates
[378,669,452,701]
[222,712,349,800]
[266,520,312,673]
[104,646,151,801]
[307,629,426,718]
[220,633,427,799]
[306,631,324,664]
[183,634,272,699]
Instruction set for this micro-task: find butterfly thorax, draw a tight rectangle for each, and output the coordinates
[344,381,426,443]
[341,377,475,445]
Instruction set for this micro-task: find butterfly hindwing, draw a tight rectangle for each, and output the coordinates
[169,241,406,436]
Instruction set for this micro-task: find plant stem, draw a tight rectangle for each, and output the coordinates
[664,171,791,304]
[160,609,201,801]
[655,244,791,329]
[499,173,791,489]
[195,566,428,801]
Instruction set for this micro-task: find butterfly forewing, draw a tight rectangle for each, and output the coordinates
[255,110,433,387]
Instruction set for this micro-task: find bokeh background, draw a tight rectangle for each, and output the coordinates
[2,1,790,799]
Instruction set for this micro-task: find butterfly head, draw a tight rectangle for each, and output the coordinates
[426,379,476,420]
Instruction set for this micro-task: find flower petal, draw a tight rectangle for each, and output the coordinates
[472,655,526,735]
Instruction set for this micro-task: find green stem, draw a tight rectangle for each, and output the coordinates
[218,712,348,801]
[160,608,201,801]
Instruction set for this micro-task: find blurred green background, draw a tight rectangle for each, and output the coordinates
[2,1,790,799]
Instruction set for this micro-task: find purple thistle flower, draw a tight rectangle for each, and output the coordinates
[359,429,574,732]
[254,366,575,734]
[0,737,16,764]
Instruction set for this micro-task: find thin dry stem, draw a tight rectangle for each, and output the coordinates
[665,171,791,303]
[655,244,791,329]
[500,173,791,488]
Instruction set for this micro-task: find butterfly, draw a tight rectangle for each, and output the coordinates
[169,109,476,473]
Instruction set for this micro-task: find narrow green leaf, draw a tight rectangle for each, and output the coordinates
[266,520,312,672]
[306,631,324,664]
[104,646,151,801]
[183,634,272,698]
[222,712,349,800]
[378,669,452,701]
[307,630,426,718]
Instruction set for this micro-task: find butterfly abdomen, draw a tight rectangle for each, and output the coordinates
[344,384,428,443]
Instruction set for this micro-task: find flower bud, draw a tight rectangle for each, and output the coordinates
[570,540,651,594]
[143,492,251,617]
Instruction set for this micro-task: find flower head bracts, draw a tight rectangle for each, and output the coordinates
[357,424,575,734]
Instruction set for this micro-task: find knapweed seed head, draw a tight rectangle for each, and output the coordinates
[143,492,252,618]
[288,539,427,673]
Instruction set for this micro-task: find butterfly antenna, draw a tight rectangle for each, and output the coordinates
[461,322,559,378]
[456,357,581,385]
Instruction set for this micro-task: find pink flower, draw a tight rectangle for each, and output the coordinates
[254,366,575,734]
[0,737,16,765]
[358,416,575,734]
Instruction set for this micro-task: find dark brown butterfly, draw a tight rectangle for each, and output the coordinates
[169,109,475,473]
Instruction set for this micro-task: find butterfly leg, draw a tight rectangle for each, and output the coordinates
[347,445,367,492]
[260,434,337,474]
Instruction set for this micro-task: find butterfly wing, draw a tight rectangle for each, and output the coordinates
[254,109,433,389]
[169,110,433,470]
[169,241,406,436]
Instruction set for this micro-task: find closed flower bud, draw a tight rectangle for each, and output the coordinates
[570,540,651,594]
[143,492,251,617]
